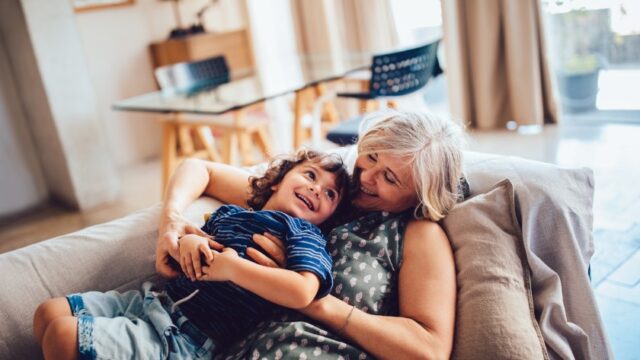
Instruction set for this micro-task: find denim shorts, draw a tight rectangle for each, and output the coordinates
[67,281,215,360]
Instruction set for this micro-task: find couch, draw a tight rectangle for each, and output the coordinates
[0,150,613,359]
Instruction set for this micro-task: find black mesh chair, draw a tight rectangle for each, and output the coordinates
[153,55,271,178]
[155,55,230,95]
[326,40,443,145]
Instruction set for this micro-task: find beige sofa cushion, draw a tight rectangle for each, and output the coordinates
[443,180,548,359]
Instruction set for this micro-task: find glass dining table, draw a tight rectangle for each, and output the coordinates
[113,53,372,187]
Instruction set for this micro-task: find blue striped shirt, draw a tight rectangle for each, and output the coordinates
[166,205,333,345]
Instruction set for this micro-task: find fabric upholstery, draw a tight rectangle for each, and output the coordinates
[0,149,611,359]
[443,180,548,359]
[462,151,611,359]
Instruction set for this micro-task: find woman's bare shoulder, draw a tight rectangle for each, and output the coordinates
[403,218,451,255]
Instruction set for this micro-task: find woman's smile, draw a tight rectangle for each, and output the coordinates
[360,185,377,196]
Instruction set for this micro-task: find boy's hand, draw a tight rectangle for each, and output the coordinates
[157,210,222,279]
[201,248,240,282]
[179,234,214,281]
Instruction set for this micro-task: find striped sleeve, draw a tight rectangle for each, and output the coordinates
[285,222,334,299]
[201,204,244,235]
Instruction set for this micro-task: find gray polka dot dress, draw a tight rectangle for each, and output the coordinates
[214,210,409,360]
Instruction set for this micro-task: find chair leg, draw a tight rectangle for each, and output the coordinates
[364,99,379,113]
[221,131,239,165]
[238,131,254,166]
[315,83,339,124]
[177,124,194,156]
[194,126,222,162]
[252,125,272,161]
[161,121,178,192]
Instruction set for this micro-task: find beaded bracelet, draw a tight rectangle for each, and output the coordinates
[338,305,356,334]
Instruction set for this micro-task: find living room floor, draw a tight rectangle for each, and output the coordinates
[0,121,638,359]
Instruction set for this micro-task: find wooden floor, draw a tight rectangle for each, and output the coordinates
[1,120,638,358]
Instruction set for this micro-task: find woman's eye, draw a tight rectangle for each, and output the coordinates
[367,154,378,162]
[384,172,396,185]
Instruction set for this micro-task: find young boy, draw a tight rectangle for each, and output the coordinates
[33,149,349,360]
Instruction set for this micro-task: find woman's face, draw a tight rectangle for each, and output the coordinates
[352,152,419,213]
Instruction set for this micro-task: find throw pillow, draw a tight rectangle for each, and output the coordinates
[442,179,548,360]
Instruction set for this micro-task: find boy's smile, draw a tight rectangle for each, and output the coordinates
[263,163,341,225]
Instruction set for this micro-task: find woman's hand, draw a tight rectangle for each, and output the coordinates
[247,233,287,268]
[156,210,222,279]
[200,248,240,281]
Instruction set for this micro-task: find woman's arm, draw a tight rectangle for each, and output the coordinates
[201,248,321,309]
[156,159,253,278]
[299,220,457,360]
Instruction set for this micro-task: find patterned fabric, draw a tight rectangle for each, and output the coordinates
[167,205,333,345]
[214,210,410,359]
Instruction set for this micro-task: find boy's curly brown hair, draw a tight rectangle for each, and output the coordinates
[247,149,350,232]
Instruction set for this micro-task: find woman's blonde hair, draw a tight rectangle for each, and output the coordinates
[357,110,465,221]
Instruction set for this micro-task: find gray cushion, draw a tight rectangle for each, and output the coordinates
[444,180,548,359]
[462,152,611,359]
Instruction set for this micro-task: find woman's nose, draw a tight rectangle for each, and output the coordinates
[360,168,375,185]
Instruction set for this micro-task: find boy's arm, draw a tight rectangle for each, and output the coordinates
[200,248,321,309]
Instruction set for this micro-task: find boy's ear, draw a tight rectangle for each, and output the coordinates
[270,184,279,192]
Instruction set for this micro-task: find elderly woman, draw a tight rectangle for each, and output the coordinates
[156,110,465,359]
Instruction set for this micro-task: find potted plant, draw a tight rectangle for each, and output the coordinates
[546,4,610,113]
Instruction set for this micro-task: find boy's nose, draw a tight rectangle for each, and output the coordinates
[309,185,320,197]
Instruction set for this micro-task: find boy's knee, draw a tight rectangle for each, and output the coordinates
[34,298,72,341]
[42,317,78,360]
[35,298,70,322]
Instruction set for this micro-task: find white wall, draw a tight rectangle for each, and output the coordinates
[0,0,119,210]
[73,0,246,167]
[0,35,48,217]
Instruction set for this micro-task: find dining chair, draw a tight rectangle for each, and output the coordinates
[155,55,231,94]
[154,56,272,187]
[324,40,443,146]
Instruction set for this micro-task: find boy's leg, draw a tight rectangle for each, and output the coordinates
[41,316,78,360]
[33,298,73,345]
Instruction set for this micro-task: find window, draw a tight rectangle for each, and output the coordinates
[541,0,640,122]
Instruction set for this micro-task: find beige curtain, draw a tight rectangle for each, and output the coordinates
[442,0,559,129]
[290,0,398,70]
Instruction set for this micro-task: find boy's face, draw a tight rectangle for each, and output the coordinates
[263,163,342,225]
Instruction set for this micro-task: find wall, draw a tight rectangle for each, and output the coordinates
[0,34,48,217]
[0,0,119,210]
[74,0,247,168]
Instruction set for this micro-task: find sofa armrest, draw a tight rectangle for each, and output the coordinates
[0,197,222,360]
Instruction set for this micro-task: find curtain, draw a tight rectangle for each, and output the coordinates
[442,0,559,129]
[290,0,398,73]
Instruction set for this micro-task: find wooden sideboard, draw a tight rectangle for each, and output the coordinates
[149,29,255,78]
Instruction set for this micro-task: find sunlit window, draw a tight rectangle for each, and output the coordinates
[542,0,640,116]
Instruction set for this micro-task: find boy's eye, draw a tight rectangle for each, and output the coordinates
[325,189,337,201]
[305,170,316,180]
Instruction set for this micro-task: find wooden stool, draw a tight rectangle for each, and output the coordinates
[161,108,272,190]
